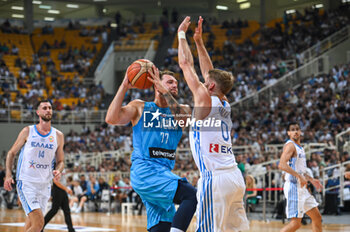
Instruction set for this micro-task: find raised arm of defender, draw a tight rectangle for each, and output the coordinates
[178,16,211,119]
[193,16,214,81]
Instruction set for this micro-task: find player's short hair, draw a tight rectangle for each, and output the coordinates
[208,69,234,95]
[160,70,175,80]
[36,99,52,109]
[287,122,299,131]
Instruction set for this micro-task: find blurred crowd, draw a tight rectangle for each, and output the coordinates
[164,5,350,104]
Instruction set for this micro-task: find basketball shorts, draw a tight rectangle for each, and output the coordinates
[130,159,182,230]
[17,180,51,216]
[196,167,250,232]
[284,181,319,218]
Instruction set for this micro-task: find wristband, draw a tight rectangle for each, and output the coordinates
[178,31,186,40]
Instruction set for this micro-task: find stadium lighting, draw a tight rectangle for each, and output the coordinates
[314,4,323,8]
[237,0,247,3]
[48,9,60,14]
[216,5,228,10]
[93,0,107,2]
[32,0,42,4]
[39,5,51,9]
[343,0,350,2]
[12,14,24,18]
[286,9,296,14]
[44,17,55,21]
[11,6,24,10]
[111,23,117,28]
[66,4,79,9]
[240,2,251,9]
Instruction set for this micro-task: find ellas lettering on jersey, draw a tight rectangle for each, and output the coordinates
[31,141,54,150]
[209,143,233,155]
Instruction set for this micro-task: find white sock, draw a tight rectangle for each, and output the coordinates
[170,228,184,232]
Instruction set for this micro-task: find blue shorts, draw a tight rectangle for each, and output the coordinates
[130,159,183,229]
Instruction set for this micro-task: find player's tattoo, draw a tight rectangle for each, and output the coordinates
[163,92,182,116]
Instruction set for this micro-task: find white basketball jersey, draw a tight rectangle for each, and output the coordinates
[190,96,236,173]
[284,140,307,183]
[16,125,58,183]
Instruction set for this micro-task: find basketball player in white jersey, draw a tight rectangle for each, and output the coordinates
[4,100,64,232]
[278,122,322,232]
[177,16,249,231]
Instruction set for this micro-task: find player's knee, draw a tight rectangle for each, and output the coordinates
[313,213,322,224]
[292,220,302,230]
[32,217,44,231]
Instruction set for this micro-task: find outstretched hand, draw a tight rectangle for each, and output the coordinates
[178,16,191,33]
[147,65,168,94]
[193,16,203,43]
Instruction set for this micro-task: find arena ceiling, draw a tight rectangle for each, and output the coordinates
[0,0,330,22]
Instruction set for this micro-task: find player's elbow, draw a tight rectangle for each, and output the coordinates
[105,114,120,125]
[278,163,284,171]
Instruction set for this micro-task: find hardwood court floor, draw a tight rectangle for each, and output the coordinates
[0,209,350,231]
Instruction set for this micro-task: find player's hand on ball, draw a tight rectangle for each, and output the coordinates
[122,72,134,90]
[4,176,14,191]
[148,66,168,95]
[194,16,203,43]
[53,170,61,182]
[178,16,191,33]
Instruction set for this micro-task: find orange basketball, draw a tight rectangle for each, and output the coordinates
[127,59,154,89]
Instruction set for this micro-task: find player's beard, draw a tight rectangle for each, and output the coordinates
[41,115,52,122]
[169,89,178,98]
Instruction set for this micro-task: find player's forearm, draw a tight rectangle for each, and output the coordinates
[195,39,213,81]
[55,160,64,173]
[5,152,15,177]
[105,85,128,124]
[178,35,194,69]
[303,173,313,182]
[164,92,190,114]
[163,92,182,116]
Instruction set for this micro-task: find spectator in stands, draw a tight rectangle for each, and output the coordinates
[246,175,258,212]
[11,45,18,55]
[75,175,99,213]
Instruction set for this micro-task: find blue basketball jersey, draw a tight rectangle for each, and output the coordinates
[131,102,182,170]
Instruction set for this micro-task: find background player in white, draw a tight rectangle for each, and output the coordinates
[278,122,322,232]
[177,16,249,232]
[4,100,64,232]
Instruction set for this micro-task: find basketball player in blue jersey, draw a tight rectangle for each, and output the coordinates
[105,66,197,232]
[4,100,65,232]
[177,16,249,231]
[278,122,323,232]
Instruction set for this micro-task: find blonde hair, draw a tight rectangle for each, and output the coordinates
[246,175,256,189]
[208,69,234,95]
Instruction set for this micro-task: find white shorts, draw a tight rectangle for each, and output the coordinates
[196,167,250,232]
[284,181,318,218]
[17,180,51,216]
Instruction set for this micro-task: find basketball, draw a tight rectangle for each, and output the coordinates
[127,59,154,89]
